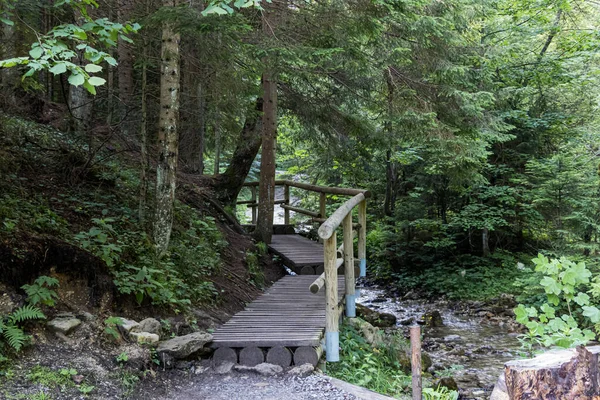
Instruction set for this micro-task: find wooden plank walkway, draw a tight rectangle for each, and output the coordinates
[268,234,324,273]
[211,275,344,348]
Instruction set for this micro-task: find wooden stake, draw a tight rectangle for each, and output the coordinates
[410,325,422,400]
[343,213,355,318]
[284,184,290,225]
[324,235,339,362]
[357,200,367,277]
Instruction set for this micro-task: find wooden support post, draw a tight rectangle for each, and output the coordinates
[343,213,355,318]
[410,325,422,400]
[357,200,367,278]
[284,184,290,225]
[319,192,327,219]
[266,346,292,367]
[324,234,339,362]
[240,347,264,366]
[251,186,257,225]
[294,346,323,367]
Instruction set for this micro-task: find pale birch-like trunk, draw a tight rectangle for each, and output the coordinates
[138,23,149,226]
[117,0,135,134]
[153,0,180,255]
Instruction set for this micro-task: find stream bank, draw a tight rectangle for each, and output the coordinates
[357,286,523,399]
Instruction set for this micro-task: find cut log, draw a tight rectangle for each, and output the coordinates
[294,346,323,367]
[300,266,315,275]
[504,345,600,399]
[239,346,264,366]
[266,346,292,367]
[213,347,238,365]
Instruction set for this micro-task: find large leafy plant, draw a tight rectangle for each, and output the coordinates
[515,255,600,349]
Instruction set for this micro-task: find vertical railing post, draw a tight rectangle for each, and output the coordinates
[324,234,339,362]
[319,192,327,219]
[343,213,355,318]
[284,184,290,225]
[251,186,257,225]
[358,200,367,277]
[410,325,422,400]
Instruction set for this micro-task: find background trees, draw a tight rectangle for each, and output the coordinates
[1,0,599,285]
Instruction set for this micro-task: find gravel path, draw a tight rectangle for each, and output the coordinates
[140,372,358,400]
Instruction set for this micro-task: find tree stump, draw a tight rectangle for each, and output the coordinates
[294,346,322,367]
[266,346,292,367]
[239,347,264,366]
[504,345,600,399]
[213,347,237,365]
[315,266,324,275]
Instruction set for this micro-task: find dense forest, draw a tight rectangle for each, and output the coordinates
[1,0,600,398]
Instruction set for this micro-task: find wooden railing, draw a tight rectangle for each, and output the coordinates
[238,180,369,363]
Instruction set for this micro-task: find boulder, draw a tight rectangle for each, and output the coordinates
[420,310,443,327]
[214,361,235,374]
[156,331,212,360]
[356,304,397,328]
[137,318,161,335]
[47,316,81,335]
[120,318,140,333]
[234,363,283,376]
[129,331,160,345]
[346,318,384,347]
[435,377,458,392]
[119,344,152,370]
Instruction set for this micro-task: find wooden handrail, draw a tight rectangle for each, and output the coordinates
[242,179,371,197]
[280,204,320,218]
[309,258,344,294]
[318,193,365,240]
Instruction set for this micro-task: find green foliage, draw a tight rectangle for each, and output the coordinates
[423,387,459,400]
[245,250,265,289]
[0,305,45,359]
[515,255,599,349]
[103,316,123,340]
[328,323,411,397]
[21,276,59,307]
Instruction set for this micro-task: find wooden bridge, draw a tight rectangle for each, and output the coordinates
[211,181,369,366]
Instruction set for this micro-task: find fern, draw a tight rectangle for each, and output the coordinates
[0,305,45,359]
[9,305,45,324]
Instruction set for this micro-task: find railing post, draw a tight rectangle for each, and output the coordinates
[358,199,367,277]
[343,213,355,318]
[319,192,326,219]
[324,234,339,362]
[251,186,257,225]
[284,184,290,225]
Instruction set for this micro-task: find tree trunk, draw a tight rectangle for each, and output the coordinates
[117,0,135,135]
[255,7,278,244]
[1,11,17,104]
[213,112,221,175]
[153,0,180,255]
[503,346,600,399]
[70,8,92,142]
[212,99,263,205]
[138,20,149,226]
[189,81,206,174]
[482,227,490,257]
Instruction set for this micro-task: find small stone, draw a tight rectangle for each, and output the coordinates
[214,361,235,374]
[77,311,96,322]
[288,363,314,377]
[47,317,81,335]
[129,331,160,345]
[120,318,140,333]
[421,310,443,327]
[72,375,85,384]
[175,361,192,370]
[195,365,209,374]
[444,335,462,342]
[137,318,161,335]
[399,317,414,326]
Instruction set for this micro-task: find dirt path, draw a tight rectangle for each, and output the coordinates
[134,371,359,400]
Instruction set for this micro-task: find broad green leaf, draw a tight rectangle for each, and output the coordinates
[582,306,600,324]
[203,4,228,15]
[574,292,590,306]
[29,47,43,60]
[49,62,67,75]
[85,64,103,73]
[540,276,561,295]
[87,76,106,86]
[540,303,556,318]
[68,72,85,87]
[0,17,14,26]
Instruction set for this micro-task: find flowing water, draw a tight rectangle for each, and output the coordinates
[357,287,522,399]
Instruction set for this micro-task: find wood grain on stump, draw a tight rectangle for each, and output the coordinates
[294,346,322,367]
[239,346,264,366]
[213,347,237,365]
[315,266,324,275]
[504,345,600,399]
[266,346,292,367]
